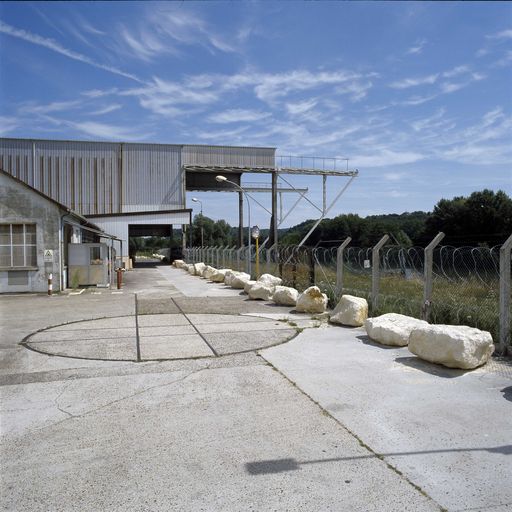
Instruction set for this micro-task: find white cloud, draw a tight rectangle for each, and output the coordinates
[389,73,438,89]
[352,149,424,168]
[286,99,318,115]
[383,172,405,181]
[208,109,271,124]
[117,6,236,62]
[442,65,469,78]
[400,94,439,106]
[0,116,19,135]
[406,39,426,55]
[486,29,512,40]
[18,99,83,115]
[253,70,361,103]
[89,104,122,116]
[493,50,512,67]
[335,81,373,101]
[440,72,485,94]
[82,88,119,98]
[0,20,143,83]
[119,27,171,62]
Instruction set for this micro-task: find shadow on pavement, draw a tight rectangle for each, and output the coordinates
[245,444,512,475]
[501,386,512,402]
[394,356,469,378]
[356,334,398,350]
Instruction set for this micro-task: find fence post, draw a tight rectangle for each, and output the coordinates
[422,232,445,322]
[308,248,315,286]
[336,237,352,297]
[371,235,390,311]
[499,234,512,355]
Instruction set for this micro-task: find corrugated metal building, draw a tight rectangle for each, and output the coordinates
[0,138,276,264]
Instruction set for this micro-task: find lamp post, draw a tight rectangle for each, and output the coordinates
[191,197,204,247]
[215,175,252,277]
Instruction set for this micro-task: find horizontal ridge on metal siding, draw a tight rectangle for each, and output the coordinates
[182,145,275,167]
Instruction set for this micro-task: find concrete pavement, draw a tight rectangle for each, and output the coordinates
[1,264,510,511]
[261,326,512,512]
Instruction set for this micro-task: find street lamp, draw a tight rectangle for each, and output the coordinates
[191,197,204,247]
[215,175,252,277]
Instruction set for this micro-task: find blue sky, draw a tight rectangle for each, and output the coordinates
[0,1,511,228]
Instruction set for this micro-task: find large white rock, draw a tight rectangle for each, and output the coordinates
[202,266,216,280]
[365,313,427,347]
[248,282,274,301]
[258,273,282,287]
[408,324,494,369]
[296,286,328,314]
[209,268,231,283]
[223,270,237,286]
[173,259,184,268]
[272,286,299,306]
[194,262,206,276]
[330,295,368,327]
[230,273,251,289]
[244,280,257,294]
[187,264,196,275]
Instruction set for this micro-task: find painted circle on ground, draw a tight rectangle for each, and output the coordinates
[23,314,298,362]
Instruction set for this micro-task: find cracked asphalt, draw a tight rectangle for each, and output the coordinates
[1,265,510,511]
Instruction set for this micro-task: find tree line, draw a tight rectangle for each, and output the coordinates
[280,189,511,247]
[134,189,512,252]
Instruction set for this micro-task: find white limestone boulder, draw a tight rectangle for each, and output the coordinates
[230,273,251,289]
[248,282,274,301]
[408,324,494,369]
[296,286,328,314]
[244,280,257,294]
[209,268,231,283]
[202,266,216,280]
[187,264,196,275]
[364,313,427,347]
[330,295,368,327]
[258,273,282,287]
[173,259,184,268]
[272,286,299,306]
[194,262,206,276]
[223,270,237,286]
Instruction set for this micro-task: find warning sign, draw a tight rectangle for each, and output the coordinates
[44,249,54,263]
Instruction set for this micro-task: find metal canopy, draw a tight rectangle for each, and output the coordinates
[183,164,358,177]
[183,155,359,247]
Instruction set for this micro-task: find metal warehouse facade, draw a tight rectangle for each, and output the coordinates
[0,138,276,265]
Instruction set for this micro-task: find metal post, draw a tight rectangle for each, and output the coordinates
[422,232,445,322]
[371,235,390,311]
[236,247,241,272]
[238,191,244,248]
[47,273,53,296]
[271,171,278,247]
[499,234,512,355]
[255,238,260,279]
[322,174,327,214]
[336,237,352,297]
[308,248,315,286]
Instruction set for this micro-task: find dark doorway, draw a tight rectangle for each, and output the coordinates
[128,224,181,267]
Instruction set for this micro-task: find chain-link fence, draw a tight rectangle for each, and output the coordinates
[184,234,511,353]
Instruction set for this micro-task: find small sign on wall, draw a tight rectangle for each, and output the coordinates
[364,259,371,268]
[44,249,54,263]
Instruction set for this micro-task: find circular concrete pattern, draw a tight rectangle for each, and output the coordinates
[23,314,297,362]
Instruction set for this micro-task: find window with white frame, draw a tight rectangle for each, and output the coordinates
[0,224,37,268]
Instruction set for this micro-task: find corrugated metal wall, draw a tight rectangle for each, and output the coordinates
[0,139,121,215]
[182,144,275,167]
[122,143,182,212]
[0,139,276,216]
